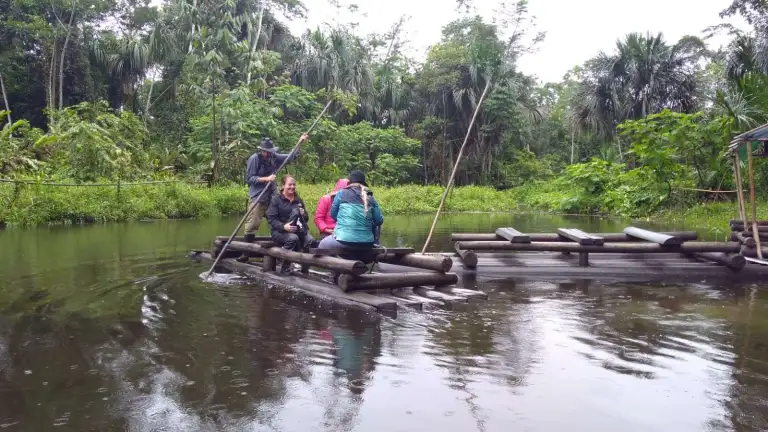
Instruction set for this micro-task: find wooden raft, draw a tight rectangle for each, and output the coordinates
[451,226,749,272]
[193,236,488,315]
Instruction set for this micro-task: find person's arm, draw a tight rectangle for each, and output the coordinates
[246,157,274,185]
[314,196,330,232]
[371,197,384,226]
[330,191,342,221]
[266,195,285,232]
[274,134,308,164]
[246,156,259,186]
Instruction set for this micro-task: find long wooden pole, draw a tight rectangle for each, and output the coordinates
[421,79,492,254]
[746,144,763,259]
[203,100,333,280]
[734,154,748,225]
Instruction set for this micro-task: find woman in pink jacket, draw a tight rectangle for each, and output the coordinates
[314,178,349,237]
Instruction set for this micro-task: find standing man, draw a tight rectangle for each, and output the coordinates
[237,134,308,262]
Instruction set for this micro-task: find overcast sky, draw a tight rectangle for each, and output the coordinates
[285,0,750,83]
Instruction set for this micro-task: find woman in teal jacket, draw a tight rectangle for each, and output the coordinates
[318,170,384,250]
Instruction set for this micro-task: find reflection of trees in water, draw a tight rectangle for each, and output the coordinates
[424,282,541,431]
[693,286,768,431]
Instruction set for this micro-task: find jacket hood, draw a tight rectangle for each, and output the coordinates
[331,178,350,194]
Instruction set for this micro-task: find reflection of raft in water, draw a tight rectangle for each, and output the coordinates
[190,236,488,316]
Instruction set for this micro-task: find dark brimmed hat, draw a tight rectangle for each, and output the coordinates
[348,170,368,186]
[258,138,278,153]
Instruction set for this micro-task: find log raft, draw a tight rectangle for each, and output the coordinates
[449,226,768,275]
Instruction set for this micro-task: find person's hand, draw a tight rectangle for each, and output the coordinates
[283,223,297,232]
[265,174,276,182]
[325,228,334,234]
[299,133,309,143]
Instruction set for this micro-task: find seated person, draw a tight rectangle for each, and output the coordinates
[318,170,384,260]
[315,178,349,238]
[266,175,316,273]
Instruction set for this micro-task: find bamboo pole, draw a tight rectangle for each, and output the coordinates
[203,100,333,280]
[746,144,763,259]
[421,79,492,254]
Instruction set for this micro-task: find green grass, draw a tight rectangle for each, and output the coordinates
[0,180,759,229]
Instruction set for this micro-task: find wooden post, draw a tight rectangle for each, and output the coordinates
[734,155,748,225]
[578,252,589,267]
[262,255,276,272]
[747,144,763,259]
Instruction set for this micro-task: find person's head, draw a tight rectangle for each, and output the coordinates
[331,178,349,195]
[281,175,296,195]
[348,170,368,187]
[258,137,278,158]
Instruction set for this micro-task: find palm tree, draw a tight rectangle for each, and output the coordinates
[570,32,706,138]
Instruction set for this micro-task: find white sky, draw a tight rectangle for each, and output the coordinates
[285,0,751,83]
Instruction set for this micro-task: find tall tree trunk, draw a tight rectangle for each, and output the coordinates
[570,128,575,164]
[144,77,155,126]
[246,0,265,85]
[58,0,76,110]
[0,70,12,127]
[49,44,57,112]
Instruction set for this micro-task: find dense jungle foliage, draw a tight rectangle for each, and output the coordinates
[2,0,768,225]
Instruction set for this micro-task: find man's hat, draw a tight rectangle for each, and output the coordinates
[258,138,278,153]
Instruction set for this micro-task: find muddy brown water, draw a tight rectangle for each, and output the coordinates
[0,214,766,431]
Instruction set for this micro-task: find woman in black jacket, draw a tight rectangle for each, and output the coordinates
[266,175,316,273]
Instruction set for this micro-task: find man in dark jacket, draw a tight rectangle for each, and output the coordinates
[266,175,316,273]
[237,134,307,262]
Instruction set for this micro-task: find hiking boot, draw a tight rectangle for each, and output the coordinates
[236,234,255,263]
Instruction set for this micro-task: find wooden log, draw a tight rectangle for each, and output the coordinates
[211,244,242,259]
[215,239,275,252]
[226,241,367,275]
[624,227,683,246]
[456,241,741,254]
[557,228,605,245]
[374,293,423,309]
[731,225,768,233]
[376,253,453,273]
[337,272,458,292]
[454,243,478,268]
[196,253,378,313]
[740,246,768,258]
[730,219,768,226]
[435,287,488,299]
[413,287,467,302]
[495,228,531,243]
[391,289,442,306]
[451,231,699,242]
[216,235,273,243]
[732,232,757,248]
[686,252,746,270]
[308,247,415,256]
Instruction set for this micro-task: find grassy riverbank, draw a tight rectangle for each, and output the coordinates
[0,181,752,229]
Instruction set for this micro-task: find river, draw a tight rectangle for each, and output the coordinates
[0,214,766,431]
